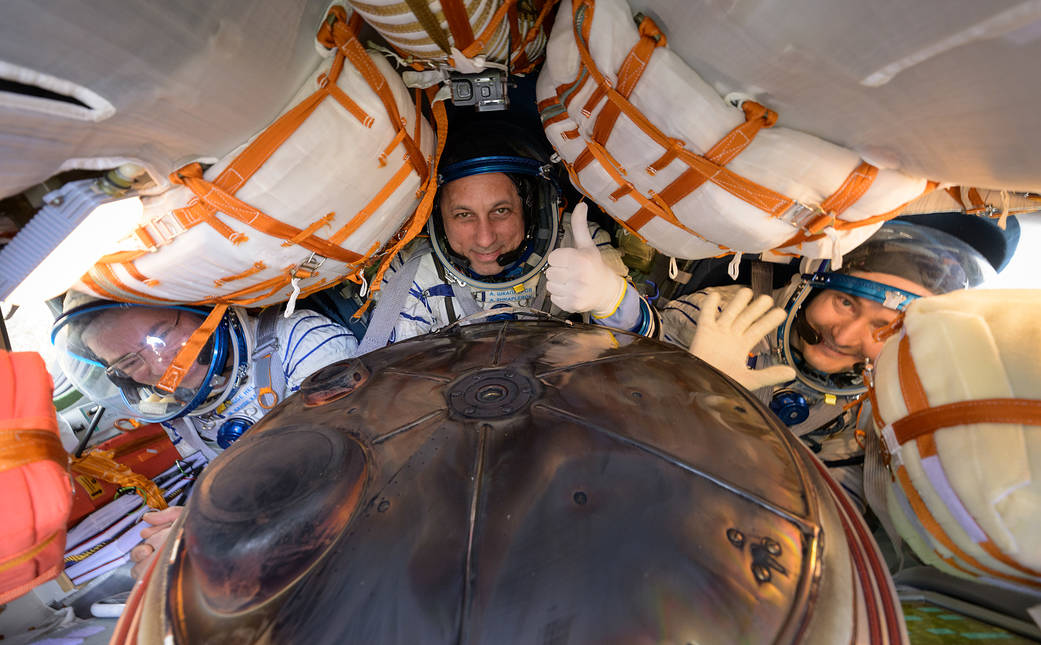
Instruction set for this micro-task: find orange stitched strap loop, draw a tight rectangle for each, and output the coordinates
[203,272,296,307]
[214,261,267,288]
[0,429,67,472]
[378,127,408,167]
[171,167,361,265]
[819,161,879,217]
[121,261,158,287]
[646,138,685,175]
[891,398,1041,446]
[323,77,375,128]
[282,213,335,248]
[872,312,905,343]
[897,335,930,414]
[156,304,228,394]
[71,450,168,510]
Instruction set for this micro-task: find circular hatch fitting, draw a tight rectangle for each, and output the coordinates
[446,367,539,419]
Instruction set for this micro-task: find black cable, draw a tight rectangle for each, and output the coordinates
[74,405,106,458]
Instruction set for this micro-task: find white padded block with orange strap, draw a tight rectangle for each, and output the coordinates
[536,0,928,261]
[78,46,433,306]
[873,289,1041,589]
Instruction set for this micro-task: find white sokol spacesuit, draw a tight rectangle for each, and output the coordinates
[359,120,658,353]
[52,297,358,459]
[662,222,994,508]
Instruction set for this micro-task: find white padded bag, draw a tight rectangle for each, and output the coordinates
[536,0,929,261]
[871,289,1041,593]
[78,8,434,307]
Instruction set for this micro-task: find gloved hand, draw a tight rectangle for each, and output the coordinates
[689,287,796,391]
[130,505,183,579]
[546,203,627,317]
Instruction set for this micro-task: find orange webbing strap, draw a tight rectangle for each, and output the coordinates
[322,7,428,182]
[79,263,185,306]
[282,213,335,247]
[582,140,704,240]
[892,398,1041,446]
[329,163,417,246]
[889,332,1041,585]
[894,464,1041,587]
[967,187,985,209]
[567,0,792,228]
[214,262,267,288]
[778,180,938,251]
[799,162,880,235]
[0,429,67,473]
[946,186,966,210]
[513,0,559,74]
[156,304,228,394]
[120,261,159,288]
[863,367,886,431]
[872,311,905,344]
[169,164,362,265]
[897,335,930,413]
[460,0,518,59]
[71,450,168,510]
[625,101,779,233]
[367,95,448,305]
[441,0,476,51]
[586,14,666,155]
[776,162,878,248]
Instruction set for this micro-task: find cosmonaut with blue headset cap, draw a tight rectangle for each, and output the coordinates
[359,119,659,351]
[662,221,994,507]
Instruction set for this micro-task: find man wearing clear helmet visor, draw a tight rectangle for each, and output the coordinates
[52,295,360,577]
[52,295,360,459]
[358,120,659,352]
[661,221,995,508]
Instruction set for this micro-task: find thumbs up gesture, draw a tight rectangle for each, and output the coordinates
[545,203,627,317]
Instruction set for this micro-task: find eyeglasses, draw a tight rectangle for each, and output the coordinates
[104,312,182,381]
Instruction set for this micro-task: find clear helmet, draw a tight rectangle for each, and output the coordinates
[775,220,996,397]
[51,293,250,422]
[428,120,562,291]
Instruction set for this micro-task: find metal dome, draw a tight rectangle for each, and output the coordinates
[119,320,905,644]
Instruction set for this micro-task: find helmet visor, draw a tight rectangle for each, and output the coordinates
[52,303,226,421]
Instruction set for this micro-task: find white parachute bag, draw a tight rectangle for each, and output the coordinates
[78,7,435,308]
[869,289,1041,593]
[535,0,930,262]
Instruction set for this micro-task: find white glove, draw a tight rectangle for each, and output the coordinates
[689,287,796,391]
[545,203,627,317]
